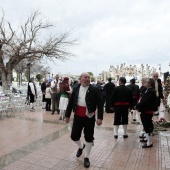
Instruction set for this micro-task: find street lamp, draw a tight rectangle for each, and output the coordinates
[27,63,31,81]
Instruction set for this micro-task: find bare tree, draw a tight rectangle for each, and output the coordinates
[14,59,28,85]
[0,10,75,90]
[25,61,50,80]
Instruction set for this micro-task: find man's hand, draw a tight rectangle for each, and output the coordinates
[65,117,70,123]
[96,119,102,126]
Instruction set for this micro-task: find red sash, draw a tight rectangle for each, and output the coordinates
[145,111,154,114]
[75,106,86,117]
[115,102,129,106]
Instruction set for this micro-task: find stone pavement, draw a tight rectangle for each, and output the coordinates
[0,105,170,170]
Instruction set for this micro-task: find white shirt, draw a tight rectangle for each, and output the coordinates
[78,85,89,106]
[45,87,53,99]
[78,85,94,118]
[155,80,159,97]
[51,80,60,92]
[51,80,60,88]
[29,82,36,95]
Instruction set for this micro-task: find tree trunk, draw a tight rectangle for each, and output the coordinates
[19,73,21,86]
[21,72,22,85]
[1,69,12,91]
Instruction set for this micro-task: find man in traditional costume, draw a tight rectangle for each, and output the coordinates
[65,72,103,168]
[111,77,133,139]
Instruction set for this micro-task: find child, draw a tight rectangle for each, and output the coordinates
[45,83,53,111]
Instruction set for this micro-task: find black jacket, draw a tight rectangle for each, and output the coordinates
[139,86,147,96]
[65,84,103,120]
[136,87,157,112]
[41,82,46,93]
[111,85,133,108]
[157,79,164,99]
[127,84,140,98]
[104,82,115,95]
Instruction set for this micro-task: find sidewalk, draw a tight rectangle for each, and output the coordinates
[0,105,170,170]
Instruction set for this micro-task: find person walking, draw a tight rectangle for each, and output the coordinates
[41,78,48,109]
[152,72,164,116]
[65,72,103,168]
[127,79,140,121]
[45,83,52,111]
[59,77,71,120]
[27,78,37,112]
[111,77,133,139]
[136,78,157,148]
[51,75,60,115]
[104,77,115,113]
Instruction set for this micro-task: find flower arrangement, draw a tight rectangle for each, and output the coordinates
[154,117,170,128]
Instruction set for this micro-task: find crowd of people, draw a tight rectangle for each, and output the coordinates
[26,72,164,168]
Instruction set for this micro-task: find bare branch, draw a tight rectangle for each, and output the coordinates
[7,22,15,43]
[0,10,76,89]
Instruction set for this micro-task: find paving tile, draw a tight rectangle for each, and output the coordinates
[0,104,169,170]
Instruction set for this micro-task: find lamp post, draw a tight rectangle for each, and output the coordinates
[27,63,31,81]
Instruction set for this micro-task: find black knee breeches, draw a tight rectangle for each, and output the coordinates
[71,114,95,143]
[114,106,129,125]
[140,112,153,133]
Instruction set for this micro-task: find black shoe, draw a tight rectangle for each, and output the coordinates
[76,144,85,157]
[123,135,128,138]
[133,119,136,121]
[154,113,159,116]
[140,139,147,142]
[51,112,54,115]
[84,158,90,168]
[139,133,145,138]
[57,109,60,114]
[142,143,153,148]
[114,135,118,139]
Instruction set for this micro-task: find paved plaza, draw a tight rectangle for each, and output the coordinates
[0,105,170,170]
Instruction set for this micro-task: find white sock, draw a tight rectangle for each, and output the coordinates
[144,133,148,140]
[133,110,136,119]
[122,125,127,135]
[114,125,119,136]
[63,110,65,119]
[32,103,34,109]
[61,110,64,120]
[139,131,145,136]
[147,133,152,145]
[74,140,83,149]
[44,102,46,107]
[85,142,92,158]
[30,103,33,109]
[60,110,63,117]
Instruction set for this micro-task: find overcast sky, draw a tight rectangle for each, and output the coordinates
[1,0,170,76]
